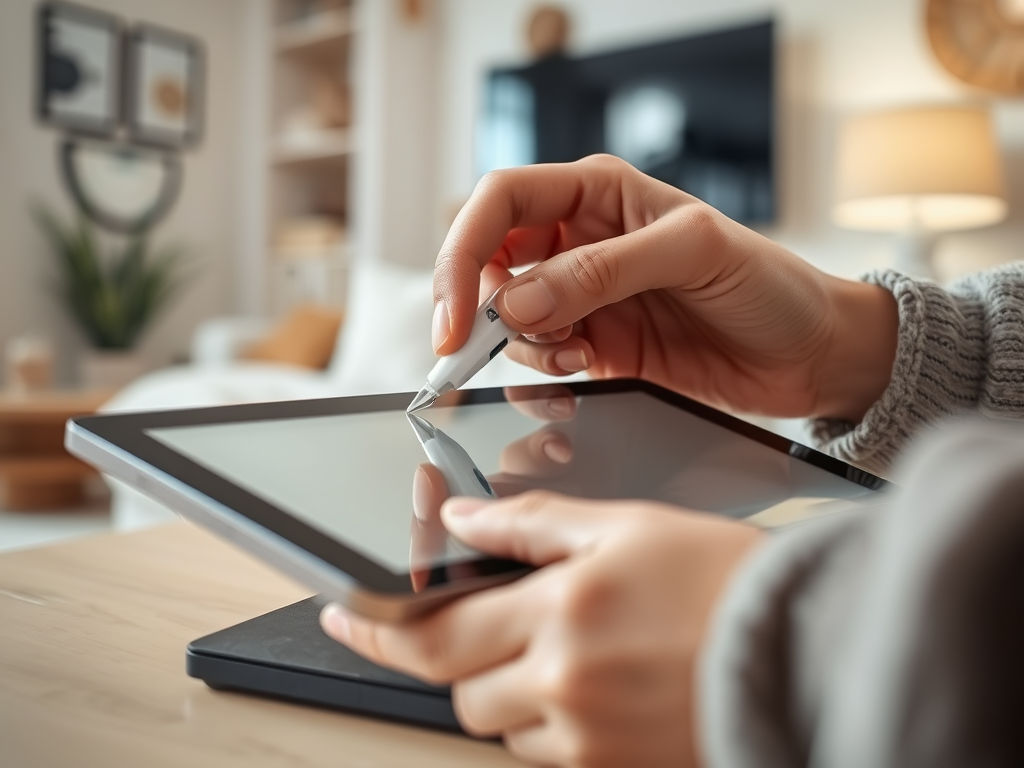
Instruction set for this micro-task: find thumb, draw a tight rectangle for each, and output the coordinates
[494,209,713,335]
[440,491,618,566]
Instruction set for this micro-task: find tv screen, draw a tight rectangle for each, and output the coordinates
[478,20,775,224]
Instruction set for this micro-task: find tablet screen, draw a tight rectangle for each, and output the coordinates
[147,387,878,576]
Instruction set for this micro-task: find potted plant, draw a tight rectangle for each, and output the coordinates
[32,204,191,390]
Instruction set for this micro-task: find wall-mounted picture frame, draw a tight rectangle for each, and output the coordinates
[36,1,122,136]
[126,23,204,148]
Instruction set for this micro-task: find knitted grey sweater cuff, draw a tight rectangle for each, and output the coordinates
[810,264,1024,477]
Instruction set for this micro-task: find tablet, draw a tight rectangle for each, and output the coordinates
[66,379,887,620]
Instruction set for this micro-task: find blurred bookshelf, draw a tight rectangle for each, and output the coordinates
[275,6,352,54]
[267,0,354,312]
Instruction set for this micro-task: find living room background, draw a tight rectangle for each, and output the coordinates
[2,0,1022,386]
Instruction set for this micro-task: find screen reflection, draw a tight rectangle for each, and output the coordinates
[407,412,493,590]
[150,385,878,580]
[406,384,880,584]
[406,387,579,589]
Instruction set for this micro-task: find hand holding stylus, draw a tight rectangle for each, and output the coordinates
[431,154,899,423]
[408,291,520,412]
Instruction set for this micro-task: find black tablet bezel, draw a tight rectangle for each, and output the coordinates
[71,379,888,595]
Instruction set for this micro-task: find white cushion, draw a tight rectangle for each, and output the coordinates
[327,260,439,394]
[328,259,588,395]
[104,362,339,413]
[190,316,274,368]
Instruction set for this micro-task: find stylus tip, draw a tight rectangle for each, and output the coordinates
[407,386,439,413]
[406,412,436,442]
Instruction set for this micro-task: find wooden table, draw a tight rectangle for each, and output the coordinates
[0,390,113,509]
[0,522,524,768]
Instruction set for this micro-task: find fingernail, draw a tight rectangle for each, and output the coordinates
[442,496,489,517]
[547,397,573,419]
[432,301,450,353]
[412,466,430,521]
[554,349,589,373]
[321,604,351,642]
[504,279,557,326]
[542,437,572,464]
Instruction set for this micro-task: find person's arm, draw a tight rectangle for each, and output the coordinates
[811,264,1024,476]
[700,419,1024,768]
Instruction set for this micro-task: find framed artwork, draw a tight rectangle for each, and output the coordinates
[126,23,204,148]
[36,1,122,135]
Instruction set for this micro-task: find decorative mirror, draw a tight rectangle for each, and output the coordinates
[60,139,181,232]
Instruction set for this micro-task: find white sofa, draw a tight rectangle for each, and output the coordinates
[104,260,584,529]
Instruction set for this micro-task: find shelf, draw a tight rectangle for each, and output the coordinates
[267,1,356,316]
[270,131,351,165]
[271,243,352,264]
[275,10,352,56]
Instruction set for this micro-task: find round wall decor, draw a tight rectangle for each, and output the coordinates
[60,139,182,233]
[926,0,1024,95]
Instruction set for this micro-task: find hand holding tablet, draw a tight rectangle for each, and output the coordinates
[321,488,764,766]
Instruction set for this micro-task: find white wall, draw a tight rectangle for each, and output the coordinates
[430,0,1024,280]
[351,0,442,269]
[0,0,255,384]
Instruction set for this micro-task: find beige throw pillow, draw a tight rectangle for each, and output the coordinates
[243,304,344,370]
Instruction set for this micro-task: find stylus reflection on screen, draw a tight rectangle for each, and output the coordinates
[406,390,581,589]
[407,412,494,590]
[407,413,497,500]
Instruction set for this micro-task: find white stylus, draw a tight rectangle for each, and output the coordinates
[407,290,519,412]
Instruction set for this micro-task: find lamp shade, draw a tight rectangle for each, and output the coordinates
[834,105,1007,232]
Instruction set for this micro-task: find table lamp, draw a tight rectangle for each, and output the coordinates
[833,105,1008,278]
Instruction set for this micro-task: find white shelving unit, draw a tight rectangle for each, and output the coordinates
[266,0,355,313]
[274,6,352,53]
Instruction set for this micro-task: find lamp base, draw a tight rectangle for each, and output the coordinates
[896,232,937,280]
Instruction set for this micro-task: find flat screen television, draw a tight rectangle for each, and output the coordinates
[478,19,775,224]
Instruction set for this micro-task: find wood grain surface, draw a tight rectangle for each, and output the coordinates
[0,522,523,767]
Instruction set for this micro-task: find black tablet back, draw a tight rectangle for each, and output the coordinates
[186,598,461,732]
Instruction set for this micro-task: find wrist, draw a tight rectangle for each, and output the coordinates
[813,277,899,422]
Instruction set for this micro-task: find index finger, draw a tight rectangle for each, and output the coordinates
[433,161,625,355]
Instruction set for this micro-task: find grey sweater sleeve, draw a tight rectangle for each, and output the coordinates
[699,421,1024,768]
[811,263,1024,476]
